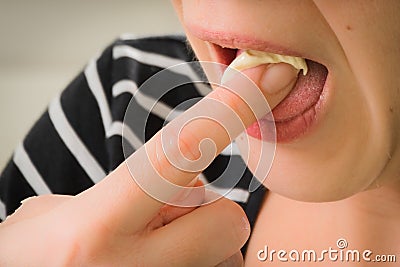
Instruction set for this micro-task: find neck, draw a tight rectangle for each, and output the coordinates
[246,180,400,266]
[259,180,400,252]
[336,179,400,249]
[346,178,400,222]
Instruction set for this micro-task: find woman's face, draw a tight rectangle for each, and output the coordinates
[172,0,400,202]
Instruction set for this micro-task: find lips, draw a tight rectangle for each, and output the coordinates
[252,60,328,142]
[207,41,329,142]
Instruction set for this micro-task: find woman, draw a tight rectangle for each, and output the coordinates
[1,1,399,266]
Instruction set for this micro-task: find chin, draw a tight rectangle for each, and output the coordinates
[236,125,392,203]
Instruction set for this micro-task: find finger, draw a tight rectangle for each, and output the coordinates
[215,251,244,267]
[1,195,72,226]
[78,63,296,233]
[139,198,250,267]
[147,180,205,229]
[241,63,298,108]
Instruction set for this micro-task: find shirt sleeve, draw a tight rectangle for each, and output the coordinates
[0,35,197,221]
[0,42,119,220]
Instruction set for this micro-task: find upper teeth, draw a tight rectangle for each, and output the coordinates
[221,50,308,84]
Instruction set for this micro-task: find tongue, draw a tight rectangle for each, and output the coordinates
[271,60,328,122]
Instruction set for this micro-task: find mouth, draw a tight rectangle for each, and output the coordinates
[192,30,330,143]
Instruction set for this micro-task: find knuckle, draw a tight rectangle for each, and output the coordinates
[149,135,179,182]
[48,221,86,266]
[51,210,120,266]
[176,119,218,173]
[151,130,201,183]
[178,127,202,161]
[54,220,115,266]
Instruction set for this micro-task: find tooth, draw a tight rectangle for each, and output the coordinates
[221,50,308,84]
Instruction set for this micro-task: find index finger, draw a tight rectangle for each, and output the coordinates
[78,62,296,233]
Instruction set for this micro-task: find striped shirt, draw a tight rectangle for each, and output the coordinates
[0,35,267,253]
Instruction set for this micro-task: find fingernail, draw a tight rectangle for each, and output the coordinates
[221,66,238,85]
[260,62,299,94]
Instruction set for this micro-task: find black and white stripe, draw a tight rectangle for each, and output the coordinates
[0,199,5,220]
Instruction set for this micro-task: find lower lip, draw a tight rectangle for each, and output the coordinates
[246,73,331,143]
[206,42,330,143]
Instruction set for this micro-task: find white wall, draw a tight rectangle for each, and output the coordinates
[0,0,183,169]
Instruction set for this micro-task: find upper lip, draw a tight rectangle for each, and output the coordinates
[187,24,316,61]
[186,23,323,65]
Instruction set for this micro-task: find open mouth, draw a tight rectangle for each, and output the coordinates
[210,43,329,142]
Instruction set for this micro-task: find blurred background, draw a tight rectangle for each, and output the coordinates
[0,0,183,170]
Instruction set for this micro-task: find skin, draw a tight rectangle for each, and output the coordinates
[1,1,400,266]
[0,71,292,265]
[172,0,400,266]
[172,0,400,202]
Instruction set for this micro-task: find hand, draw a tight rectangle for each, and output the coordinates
[0,69,292,266]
